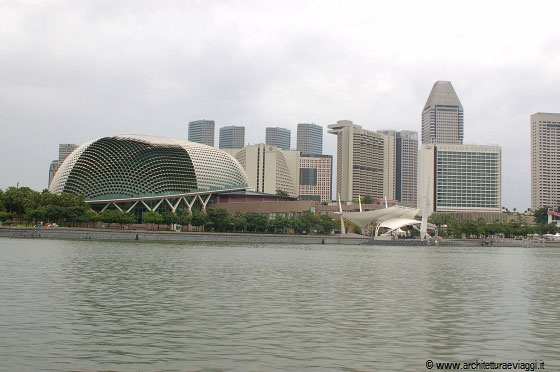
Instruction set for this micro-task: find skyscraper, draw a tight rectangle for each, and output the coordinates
[265,127,291,150]
[48,143,79,187]
[421,81,464,144]
[219,126,245,149]
[378,130,418,206]
[296,123,323,155]
[328,120,395,202]
[59,143,79,162]
[531,112,560,210]
[188,119,215,147]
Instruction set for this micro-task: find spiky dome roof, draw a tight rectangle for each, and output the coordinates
[49,135,248,200]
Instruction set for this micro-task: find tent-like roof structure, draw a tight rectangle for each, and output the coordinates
[341,205,420,230]
[379,218,422,231]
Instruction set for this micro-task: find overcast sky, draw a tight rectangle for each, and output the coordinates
[1,0,559,210]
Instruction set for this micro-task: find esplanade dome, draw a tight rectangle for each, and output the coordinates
[49,135,248,200]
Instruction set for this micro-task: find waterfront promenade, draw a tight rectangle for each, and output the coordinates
[1,226,558,247]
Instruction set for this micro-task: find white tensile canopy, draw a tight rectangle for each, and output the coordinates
[379,218,422,231]
[341,205,420,230]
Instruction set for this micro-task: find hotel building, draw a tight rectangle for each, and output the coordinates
[328,120,395,202]
[418,143,501,213]
[531,112,560,210]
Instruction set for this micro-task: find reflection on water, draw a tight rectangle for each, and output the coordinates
[0,238,558,371]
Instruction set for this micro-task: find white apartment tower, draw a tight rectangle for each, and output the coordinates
[422,81,464,144]
[531,112,560,210]
[328,120,395,202]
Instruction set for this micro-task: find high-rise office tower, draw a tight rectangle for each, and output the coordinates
[418,143,501,213]
[531,112,560,210]
[59,143,79,162]
[49,143,79,187]
[378,130,418,206]
[188,119,215,147]
[422,81,464,144]
[328,120,395,202]
[296,123,323,155]
[219,126,245,149]
[265,127,291,150]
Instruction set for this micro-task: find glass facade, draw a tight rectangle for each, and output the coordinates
[300,168,317,186]
[435,149,500,209]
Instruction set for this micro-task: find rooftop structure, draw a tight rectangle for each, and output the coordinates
[422,81,464,144]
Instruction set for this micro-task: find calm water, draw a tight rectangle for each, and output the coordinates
[0,237,558,371]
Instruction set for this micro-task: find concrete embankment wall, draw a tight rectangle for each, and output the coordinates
[2,227,559,247]
[367,238,560,248]
[0,227,370,245]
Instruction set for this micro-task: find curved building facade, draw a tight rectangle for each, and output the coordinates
[49,135,248,200]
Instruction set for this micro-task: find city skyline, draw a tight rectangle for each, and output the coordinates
[1,1,559,210]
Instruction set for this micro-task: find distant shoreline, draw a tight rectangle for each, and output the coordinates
[1,227,559,248]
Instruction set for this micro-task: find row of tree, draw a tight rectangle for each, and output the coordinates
[0,187,90,226]
[0,186,339,234]
[143,208,338,234]
[428,213,557,238]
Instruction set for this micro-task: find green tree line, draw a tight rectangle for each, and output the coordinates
[0,186,339,234]
[429,212,557,238]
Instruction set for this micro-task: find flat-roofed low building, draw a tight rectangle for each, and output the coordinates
[418,143,501,214]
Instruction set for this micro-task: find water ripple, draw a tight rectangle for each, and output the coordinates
[0,239,558,371]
